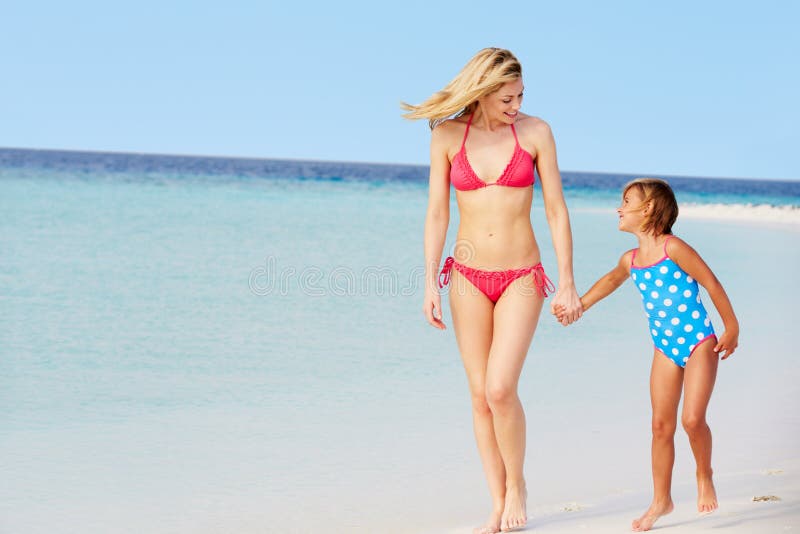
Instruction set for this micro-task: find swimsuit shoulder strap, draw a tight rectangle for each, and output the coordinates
[663,235,674,257]
[460,111,474,150]
[510,121,520,147]
[631,248,638,266]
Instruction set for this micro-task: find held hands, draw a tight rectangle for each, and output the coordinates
[550,285,583,326]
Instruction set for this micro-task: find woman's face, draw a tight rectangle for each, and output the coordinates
[481,78,524,123]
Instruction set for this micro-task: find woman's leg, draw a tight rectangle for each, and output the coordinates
[632,351,683,532]
[486,275,544,531]
[449,270,505,533]
[681,340,719,513]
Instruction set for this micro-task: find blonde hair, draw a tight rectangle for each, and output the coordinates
[401,48,522,130]
[623,178,679,235]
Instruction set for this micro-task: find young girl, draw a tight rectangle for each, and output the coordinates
[557,178,739,532]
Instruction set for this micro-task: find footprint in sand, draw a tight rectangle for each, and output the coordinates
[562,502,582,512]
[752,495,781,502]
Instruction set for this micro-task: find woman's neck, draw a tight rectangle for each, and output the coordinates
[471,107,509,132]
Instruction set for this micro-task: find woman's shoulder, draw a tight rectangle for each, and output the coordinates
[433,115,469,134]
[513,114,554,156]
[514,114,552,135]
[431,116,470,149]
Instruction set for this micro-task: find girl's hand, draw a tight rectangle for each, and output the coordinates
[551,285,583,326]
[552,303,569,323]
[423,290,446,330]
[714,328,739,359]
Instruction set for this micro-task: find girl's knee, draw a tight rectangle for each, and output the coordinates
[681,413,708,435]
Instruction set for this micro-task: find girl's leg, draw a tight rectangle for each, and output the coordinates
[632,351,683,532]
[681,340,719,513]
[449,270,505,534]
[487,276,544,531]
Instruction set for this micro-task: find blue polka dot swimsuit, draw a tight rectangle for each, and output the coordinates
[630,237,716,367]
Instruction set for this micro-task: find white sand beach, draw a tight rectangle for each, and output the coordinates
[442,463,800,533]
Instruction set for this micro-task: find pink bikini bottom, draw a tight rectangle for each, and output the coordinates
[438,256,555,303]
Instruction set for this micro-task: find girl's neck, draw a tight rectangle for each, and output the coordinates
[636,232,669,252]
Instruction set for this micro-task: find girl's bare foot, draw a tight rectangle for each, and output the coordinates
[472,507,502,534]
[500,484,527,532]
[631,499,674,532]
[697,475,718,514]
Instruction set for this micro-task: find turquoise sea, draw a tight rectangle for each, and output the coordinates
[1,148,798,533]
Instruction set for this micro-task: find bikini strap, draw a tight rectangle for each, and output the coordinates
[510,121,520,146]
[630,248,638,266]
[460,112,474,150]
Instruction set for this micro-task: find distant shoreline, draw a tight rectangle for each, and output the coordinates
[1,146,798,186]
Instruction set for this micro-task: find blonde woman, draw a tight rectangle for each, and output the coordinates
[403,48,582,533]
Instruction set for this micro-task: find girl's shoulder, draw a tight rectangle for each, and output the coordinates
[663,235,706,269]
[664,235,694,257]
[618,249,636,273]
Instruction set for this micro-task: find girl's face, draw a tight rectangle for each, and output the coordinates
[480,78,524,124]
[617,187,648,233]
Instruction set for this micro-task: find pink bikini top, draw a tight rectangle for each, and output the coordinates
[449,112,535,191]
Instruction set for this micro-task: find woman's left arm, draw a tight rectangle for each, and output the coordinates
[531,119,582,325]
[667,237,740,358]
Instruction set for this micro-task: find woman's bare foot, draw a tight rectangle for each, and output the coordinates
[697,475,718,514]
[631,499,674,532]
[472,507,502,534]
[500,484,527,532]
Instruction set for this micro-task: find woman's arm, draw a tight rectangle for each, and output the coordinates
[667,237,740,358]
[533,119,582,325]
[423,124,452,329]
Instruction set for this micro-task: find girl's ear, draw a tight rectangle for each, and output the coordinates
[643,200,653,215]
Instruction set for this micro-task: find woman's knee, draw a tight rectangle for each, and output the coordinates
[469,392,492,417]
[485,381,517,411]
[652,416,677,440]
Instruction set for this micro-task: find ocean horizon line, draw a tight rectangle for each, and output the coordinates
[1,145,797,185]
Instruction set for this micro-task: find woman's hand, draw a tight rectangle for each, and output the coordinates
[550,284,583,326]
[423,289,446,330]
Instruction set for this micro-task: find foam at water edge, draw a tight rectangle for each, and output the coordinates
[678,203,800,225]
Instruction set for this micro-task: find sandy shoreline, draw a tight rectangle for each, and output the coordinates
[438,461,799,533]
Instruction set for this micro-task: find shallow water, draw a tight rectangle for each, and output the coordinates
[1,156,798,533]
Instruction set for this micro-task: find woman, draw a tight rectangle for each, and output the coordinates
[402,48,582,533]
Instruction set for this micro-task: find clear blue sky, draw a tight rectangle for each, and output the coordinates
[2,1,798,180]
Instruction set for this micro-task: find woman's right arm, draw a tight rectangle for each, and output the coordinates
[580,250,632,311]
[423,125,452,329]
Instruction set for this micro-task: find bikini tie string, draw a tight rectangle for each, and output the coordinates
[439,256,455,288]
[533,264,557,297]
